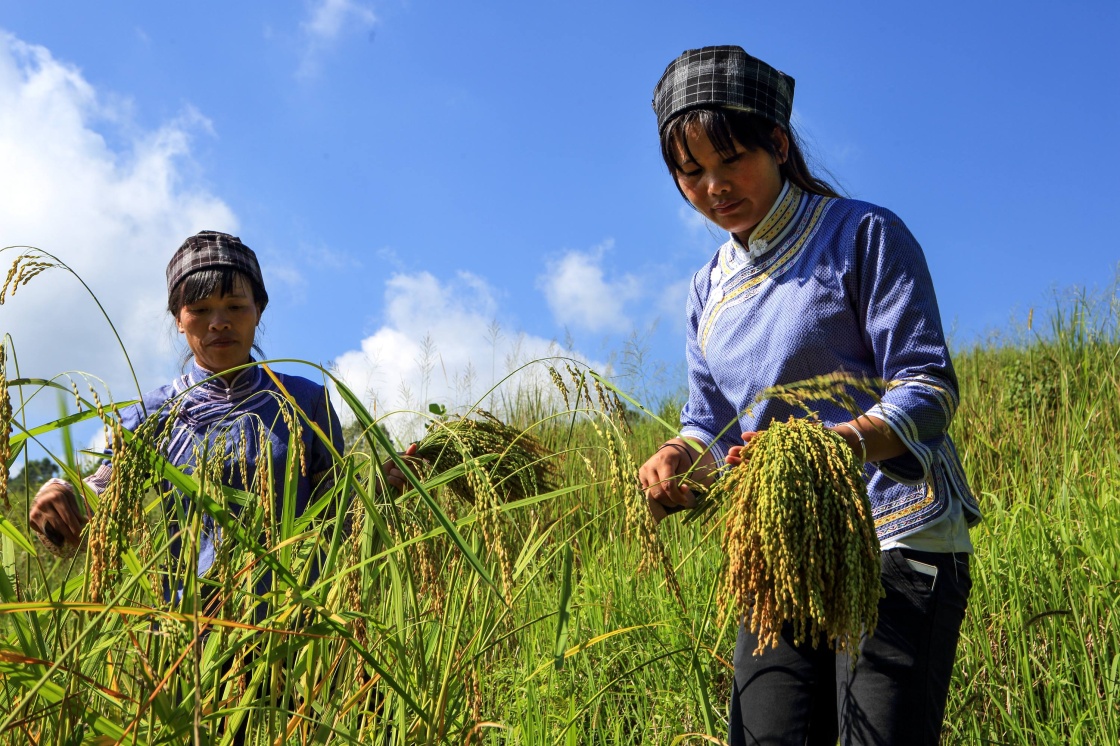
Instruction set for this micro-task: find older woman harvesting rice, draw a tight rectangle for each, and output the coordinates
[28,230,412,584]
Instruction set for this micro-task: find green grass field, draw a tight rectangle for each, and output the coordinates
[1,260,1118,744]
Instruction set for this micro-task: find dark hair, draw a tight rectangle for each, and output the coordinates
[660,108,841,199]
[167,267,269,316]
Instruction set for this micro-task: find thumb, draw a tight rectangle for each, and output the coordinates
[405,442,419,456]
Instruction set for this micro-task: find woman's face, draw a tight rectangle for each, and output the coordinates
[672,123,788,243]
[175,275,261,379]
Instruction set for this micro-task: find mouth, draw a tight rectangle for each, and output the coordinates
[208,338,238,348]
[712,199,743,216]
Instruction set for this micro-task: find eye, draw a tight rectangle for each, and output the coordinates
[721,153,742,165]
[677,166,702,178]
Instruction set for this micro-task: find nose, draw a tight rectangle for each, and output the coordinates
[706,169,731,196]
[209,310,232,330]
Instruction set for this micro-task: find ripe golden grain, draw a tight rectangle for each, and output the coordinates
[712,416,881,655]
[415,410,557,602]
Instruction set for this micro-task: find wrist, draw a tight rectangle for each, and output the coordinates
[835,422,867,464]
[657,440,696,468]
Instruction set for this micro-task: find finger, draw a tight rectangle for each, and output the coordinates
[63,485,89,525]
[55,499,86,539]
[404,443,419,456]
[740,430,759,443]
[673,482,697,509]
[646,497,668,525]
[42,521,66,547]
[651,473,688,508]
[642,468,674,503]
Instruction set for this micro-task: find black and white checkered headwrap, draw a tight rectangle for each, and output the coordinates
[165,231,265,298]
[652,46,795,133]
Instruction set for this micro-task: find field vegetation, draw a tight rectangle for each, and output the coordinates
[1,250,1118,744]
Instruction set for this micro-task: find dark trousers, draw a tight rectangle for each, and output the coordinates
[729,549,971,746]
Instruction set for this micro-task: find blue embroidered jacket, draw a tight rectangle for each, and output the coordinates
[87,360,344,575]
[680,182,981,541]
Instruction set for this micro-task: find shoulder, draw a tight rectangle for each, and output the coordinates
[116,381,179,431]
[271,372,334,409]
[825,197,912,236]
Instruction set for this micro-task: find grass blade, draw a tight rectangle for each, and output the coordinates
[552,542,574,671]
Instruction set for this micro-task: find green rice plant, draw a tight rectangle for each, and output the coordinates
[942,286,1120,743]
[2,246,1118,743]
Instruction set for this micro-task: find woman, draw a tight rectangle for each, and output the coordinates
[638,47,981,745]
[29,230,412,577]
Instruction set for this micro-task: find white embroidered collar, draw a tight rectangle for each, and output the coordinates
[730,180,793,261]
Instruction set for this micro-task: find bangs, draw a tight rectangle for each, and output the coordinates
[168,267,268,314]
[660,108,776,174]
[657,107,842,201]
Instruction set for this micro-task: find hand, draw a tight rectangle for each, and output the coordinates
[379,443,420,495]
[639,441,697,524]
[29,480,88,555]
[725,431,759,467]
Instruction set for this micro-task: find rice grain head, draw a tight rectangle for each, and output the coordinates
[414,411,557,603]
[713,416,881,655]
[87,405,170,602]
[0,252,57,305]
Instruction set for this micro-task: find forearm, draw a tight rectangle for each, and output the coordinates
[832,415,907,464]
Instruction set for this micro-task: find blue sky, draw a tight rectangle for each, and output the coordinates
[2,0,1118,446]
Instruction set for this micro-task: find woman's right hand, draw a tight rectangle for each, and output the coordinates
[639,440,697,524]
[28,479,88,551]
[379,443,421,495]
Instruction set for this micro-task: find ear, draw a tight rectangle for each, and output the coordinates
[771,126,790,164]
[175,311,186,334]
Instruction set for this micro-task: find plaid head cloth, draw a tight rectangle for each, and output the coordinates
[165,231,265,296]
[652,45,795,133]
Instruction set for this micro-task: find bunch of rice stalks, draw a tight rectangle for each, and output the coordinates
[86,402,163,602]
[710,374,884,655]
[414,410,558,599]
[713,416,881,655]
[414,410,557,505]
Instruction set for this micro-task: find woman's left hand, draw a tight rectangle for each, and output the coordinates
[725,431,759,466]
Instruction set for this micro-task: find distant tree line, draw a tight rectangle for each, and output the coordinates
[6,457,62,498]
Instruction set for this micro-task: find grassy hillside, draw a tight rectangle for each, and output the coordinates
[1,289,1117,744]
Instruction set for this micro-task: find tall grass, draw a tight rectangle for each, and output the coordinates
[944,291,1120,743]
[1,251,1118,743]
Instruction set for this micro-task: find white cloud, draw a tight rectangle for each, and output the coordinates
[298,0,377,79]
[331,270,600,441]
[0,31,236,406]
[658,277,691,331]
[538,241,644,333]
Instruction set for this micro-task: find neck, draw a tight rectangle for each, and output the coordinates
[732,180,793,249]
[195,358,253,385]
